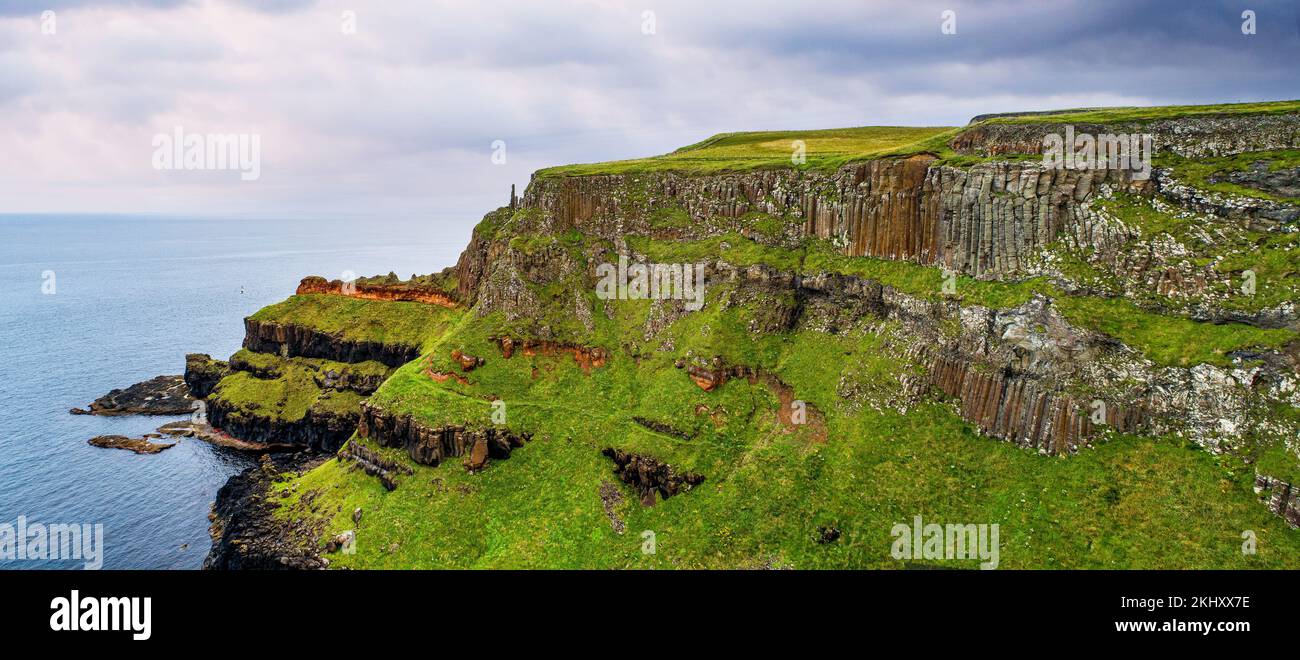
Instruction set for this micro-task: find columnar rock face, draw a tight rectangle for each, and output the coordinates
[517,155,1141,280]
[600,448,705,506]
[242,318,420,368]
[921,350,1144,455]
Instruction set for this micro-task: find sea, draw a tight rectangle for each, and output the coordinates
[0,214,468,569]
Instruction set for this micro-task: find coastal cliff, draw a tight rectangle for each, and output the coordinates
[206,101,1300,569]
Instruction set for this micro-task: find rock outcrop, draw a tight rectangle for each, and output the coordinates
[949,112,1300,158]
[205,454,329,570]
[87,434,176,454]
[296,275,458,308]
[70,375,194,416]
[242,318,420,368]
[1255,473,1300,528]
[600,448,705,506]
[207,396,357,453]
[356,401,530,470]
[184,354,230,399]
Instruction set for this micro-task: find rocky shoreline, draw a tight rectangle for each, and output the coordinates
[204,452,330,570]
[70,375,195,416]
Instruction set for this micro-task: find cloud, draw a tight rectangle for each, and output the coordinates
[0,0,1296,219]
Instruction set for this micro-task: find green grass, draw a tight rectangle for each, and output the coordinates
[211,351,372,424]
[534,101,1300,180]
[277,318,1300,569]
[230,348,391,387]
[249,294,462,351]
[211,369,323,423]
[980,100,1300,125]
[1054,296,1295,367]
[536,126,954,178]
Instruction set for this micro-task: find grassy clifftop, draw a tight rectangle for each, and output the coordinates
[537,99,1300,177]
[537,126,955,177]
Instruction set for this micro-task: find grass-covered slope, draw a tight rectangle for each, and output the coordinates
[275,292,1300,569]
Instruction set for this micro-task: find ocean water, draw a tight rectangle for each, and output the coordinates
[0,214,468,569]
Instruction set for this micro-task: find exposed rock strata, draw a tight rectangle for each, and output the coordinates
[207,396,357,453]
[514,157,1140,281]
[339,440,413,491]
[949,113,1300,159]
[184,354,230,399]
[296,275,458,308]
[493,335,609,371]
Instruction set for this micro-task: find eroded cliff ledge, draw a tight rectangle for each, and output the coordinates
[296,275,458,308]
[242,318,421,368]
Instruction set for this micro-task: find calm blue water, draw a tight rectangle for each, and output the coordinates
[0,214,468,569]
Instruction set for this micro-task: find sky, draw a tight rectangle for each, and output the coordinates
[0,0,1297,224]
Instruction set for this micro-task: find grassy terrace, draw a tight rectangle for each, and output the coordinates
[249,294,462,351]
[1082,191,1300,314]
[280,298,1300,569]
[536,126,954,178]
[230,348,391,391]
[210,361,365,424]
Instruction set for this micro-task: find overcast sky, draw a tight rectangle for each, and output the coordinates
[1,0,1296,224]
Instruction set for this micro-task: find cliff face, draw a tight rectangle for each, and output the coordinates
[206,105,1300,568]
[448,110,1300,464]
[515,156,1135,280]
[243,318,421,368]
[206,397,356,453]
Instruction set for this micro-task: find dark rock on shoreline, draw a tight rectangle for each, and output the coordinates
[70,375,194,416]
[88,434,176,454]
[204,453,329,570]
